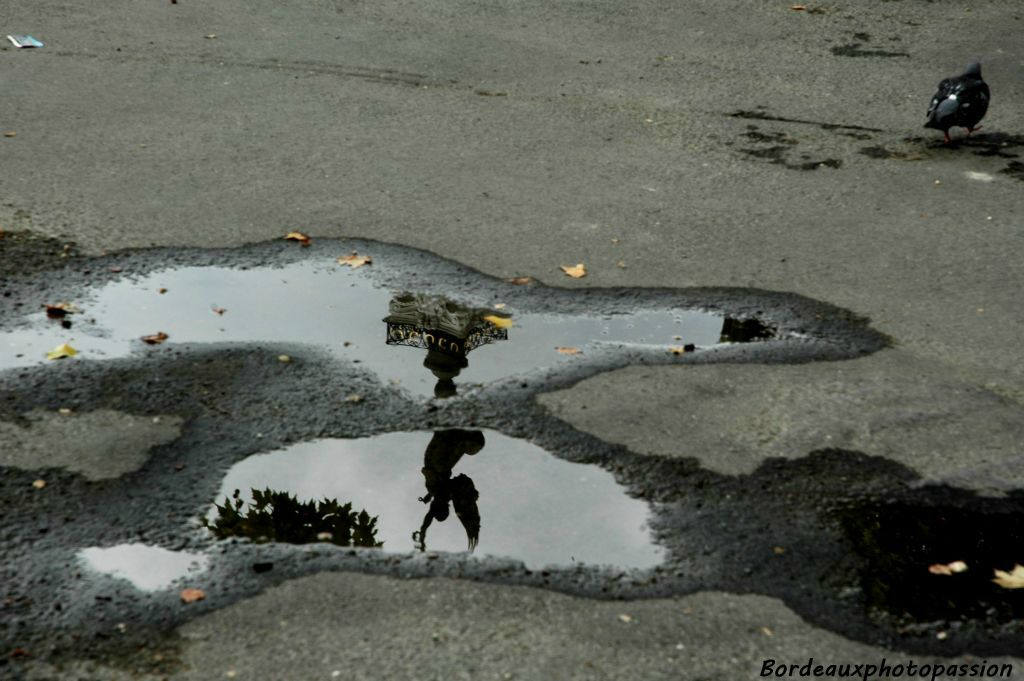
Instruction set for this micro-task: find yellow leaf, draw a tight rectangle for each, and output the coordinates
[483,314,513,329]
[345,394,363,403]
[284,231,311,246]
[32,479,46,489]
[506,276,533,285]
[670,346,686,356]
[928,560,968,576]
[618,614,633,623]
[337,253,372,268]
[556,346,581,355]
[180,588,206,603]
[560,263,586,278]
[47,343,78,360]
[992,564,1024,589]
[140,332,169,345]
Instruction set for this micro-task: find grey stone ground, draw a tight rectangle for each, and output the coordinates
[2,0,1023,678]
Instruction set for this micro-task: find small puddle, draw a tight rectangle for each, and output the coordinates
[1,262,770,398]
[205,429,664,570]
[77,544,209,591]
[838,502,1024,626]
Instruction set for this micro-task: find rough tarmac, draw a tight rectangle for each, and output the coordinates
[2,0,1023,679]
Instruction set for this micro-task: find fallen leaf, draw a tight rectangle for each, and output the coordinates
[992,564,1024,589]
[670,346,686,356]
[278,354,292,363]
[47,343,78,360]
[556,346,581,355]
[616,260,626,269]
[211,306,227,315]
[9,647,28,658]
[158,288,168,294]
[204,33,217,39]
[506,276,534,285]
[772,546,786,555]
[618,614,633,623]
[493,303,507,309]
[791,4,806,9]
[284,231,311,246]
[32,479,46,489]
[929,560,968,576]
[317,532,333,541]
[140,332,169,345]
[44,303,78,318]
[560,263,587,278]
[345,394,363,403]
[483,314,513,329]
[610,238,620,244]
[58,408,72,415]
[180,588,205,603]
[761,627,774,637]
[109,266,124,273]
[337,253,372,268]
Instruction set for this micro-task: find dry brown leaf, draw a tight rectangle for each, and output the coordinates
[140,332,169,345]
[180,588,205,603]
[556,346,581,355]
[345,394,363,403]
[3,131,16,138]
[47,343,78,360]
[929,560,968,576]
[618,614,633,623]
[483,314,513,329]
[211,306,227,315]
[284,231,311,246]
[560,263,587,279]
[670,346,687,356]
[44,303,78,318]
[32,479,46,489]
[761,627,774,637]
[337,253,372,268]
[772,546,786,555]
[992,564,1024,589]
[159,288,168,294]
[791,4,806,9]
[506,276,534,285]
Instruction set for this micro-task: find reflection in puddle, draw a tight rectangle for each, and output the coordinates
[838,503,1024,626]
[209,430,663,570]
[77,544,208,591]
[0,263,770,397]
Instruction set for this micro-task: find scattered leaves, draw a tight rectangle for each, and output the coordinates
[560,263,587,279]
[180,588,205,604]
[212,306,227,315]
[992,565,1024,589]
[929,560,968,576]
[44,303,78,318]
[618,614,633,623]
[556,346,581,355]
[32,479,46,489]
[506,276,534,285]
[284,231,311,246]
[140,332,169,345]
[46,343,78,360]
[483,314,513,329]
[345,394,363,403]
[337,253,372,269]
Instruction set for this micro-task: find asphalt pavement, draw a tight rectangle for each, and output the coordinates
[2,1,1023,679]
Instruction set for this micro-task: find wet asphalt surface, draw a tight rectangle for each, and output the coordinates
[3,1,1024,679]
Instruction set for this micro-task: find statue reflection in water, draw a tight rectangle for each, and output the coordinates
[384,292,510,552]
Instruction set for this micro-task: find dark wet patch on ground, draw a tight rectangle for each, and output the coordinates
[739,124,843,171]
[859,132,1024,178]
[830,43,909,58]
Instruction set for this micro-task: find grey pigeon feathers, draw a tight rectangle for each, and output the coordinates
[925,62,990,143]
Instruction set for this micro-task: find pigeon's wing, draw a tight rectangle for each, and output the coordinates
[926,77,958,120]
[958,80,990,123]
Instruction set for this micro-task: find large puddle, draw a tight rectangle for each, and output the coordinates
[205,429,664,570]
[1,262,770,398]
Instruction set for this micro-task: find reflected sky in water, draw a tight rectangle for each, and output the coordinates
[1,263,730,397]
[211,430,664,570]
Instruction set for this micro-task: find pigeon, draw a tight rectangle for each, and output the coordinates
[925,62,990,143]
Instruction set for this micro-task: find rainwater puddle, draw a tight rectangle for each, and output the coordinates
[839,503,1024,625]
[1,262,769,398]
[205,429,664,570]
[77,544,208,591]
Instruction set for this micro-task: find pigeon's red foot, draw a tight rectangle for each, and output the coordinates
[966,125,982,135]
[943,131,952,144]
